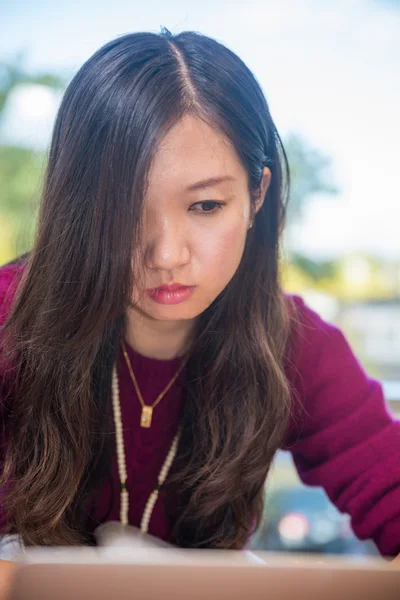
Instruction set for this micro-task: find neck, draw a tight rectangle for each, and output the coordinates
[125,306,196,360]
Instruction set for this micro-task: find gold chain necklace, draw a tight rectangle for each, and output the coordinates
[121,339,188,428]
[111,363,182,530]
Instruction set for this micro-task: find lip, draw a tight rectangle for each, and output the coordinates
[147,283,191,293]
[146,285,195,305]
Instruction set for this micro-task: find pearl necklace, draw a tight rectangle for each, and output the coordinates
[111,363,181,532]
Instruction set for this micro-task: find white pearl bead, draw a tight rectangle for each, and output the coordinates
[112,363,181,533]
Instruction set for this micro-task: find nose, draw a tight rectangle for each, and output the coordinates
[143,218,190,273]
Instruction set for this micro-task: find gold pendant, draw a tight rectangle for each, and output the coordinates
[140,406,153,428]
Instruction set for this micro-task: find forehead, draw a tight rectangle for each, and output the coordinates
[147,114,247,192]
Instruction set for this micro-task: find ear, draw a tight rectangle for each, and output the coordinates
[252,167,271,218]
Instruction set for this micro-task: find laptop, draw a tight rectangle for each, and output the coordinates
[9,546,400,600]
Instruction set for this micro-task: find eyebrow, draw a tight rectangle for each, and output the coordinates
[185,175,236,192]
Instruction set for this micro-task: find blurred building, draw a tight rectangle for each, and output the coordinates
[337,298,400,382]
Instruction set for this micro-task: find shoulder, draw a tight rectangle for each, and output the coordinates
[284,291,369,382]
[286,293,339,340]
[285,294,360,366]
[282,298,390,409]
[0,260,27,380]
[283,293,379,433]
[284,293,355,368]
[0,260,27,327]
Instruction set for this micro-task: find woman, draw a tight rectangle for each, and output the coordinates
[0,28,399,589]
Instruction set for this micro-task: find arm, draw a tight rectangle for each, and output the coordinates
[285,295,400,558]
[0,560,19,600]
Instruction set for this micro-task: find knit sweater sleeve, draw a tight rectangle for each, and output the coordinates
[284,295,400,558]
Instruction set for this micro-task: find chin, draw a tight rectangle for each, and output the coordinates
[142,299,204,321]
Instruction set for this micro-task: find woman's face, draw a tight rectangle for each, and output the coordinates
[131,114,270,323]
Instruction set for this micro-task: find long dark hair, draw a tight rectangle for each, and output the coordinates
[0,29,293,548]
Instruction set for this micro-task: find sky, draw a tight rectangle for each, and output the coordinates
[1,0,399,260]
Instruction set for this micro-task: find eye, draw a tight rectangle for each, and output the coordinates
[189,201,225,215]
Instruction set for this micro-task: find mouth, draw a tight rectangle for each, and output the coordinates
[145,284,196,305]
[146,283,192,293]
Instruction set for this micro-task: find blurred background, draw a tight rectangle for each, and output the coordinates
[1,0,399,556]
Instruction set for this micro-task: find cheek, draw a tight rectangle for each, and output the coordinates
[197,221,247,280]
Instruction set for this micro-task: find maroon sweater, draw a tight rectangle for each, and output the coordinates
[1,263,400,556]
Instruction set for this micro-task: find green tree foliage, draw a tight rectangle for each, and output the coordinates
[283,132,340,281]
[284,132,339,224]
[291,254,338,283]
[0,50,65,121]
[0,53,65,262]
[0,145,44,256]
